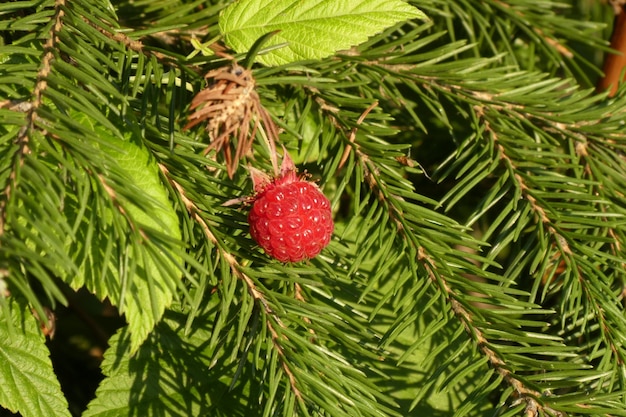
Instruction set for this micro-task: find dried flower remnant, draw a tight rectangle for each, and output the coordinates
[184,64,278,178]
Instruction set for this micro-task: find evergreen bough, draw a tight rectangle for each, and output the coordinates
[1,1,625,416]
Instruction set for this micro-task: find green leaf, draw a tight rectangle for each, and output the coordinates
[0,298,71,417]
[101,137,182,353]
[219,0,427,66]
[83,312,231,417]
[62,113,183,353]
[99,134,181,244]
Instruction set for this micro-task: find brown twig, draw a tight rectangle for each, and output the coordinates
[338,101,379,171]
[84,19,177,67]
[294,283,317,340]
[598,3,626,95]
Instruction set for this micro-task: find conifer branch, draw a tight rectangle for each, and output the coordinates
[473,101,626,378]
[338,101,379,170]
[337,102,550,410]
[159,163,303,402]
[492,0,573,58]
[610,0,626,14]
[0,0,66,234]
[293,282,317,340]
[333,75,624,413]
[576,143,626,315]
[84,18,180,67]
[417,247,556,417]
[2,1,625,414]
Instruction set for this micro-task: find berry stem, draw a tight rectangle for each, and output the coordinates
[257,121,280,176]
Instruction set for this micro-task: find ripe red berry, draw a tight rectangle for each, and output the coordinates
[248,153,333,262]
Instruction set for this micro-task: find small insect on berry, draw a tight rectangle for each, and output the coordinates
[248,152,333,263]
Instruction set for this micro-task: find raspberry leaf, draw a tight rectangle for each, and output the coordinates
[219,0,427,67]
[0,299,71,417]
[83,314,216,417]
[61,112,183,353]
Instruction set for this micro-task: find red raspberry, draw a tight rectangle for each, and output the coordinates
[248,153,333,262]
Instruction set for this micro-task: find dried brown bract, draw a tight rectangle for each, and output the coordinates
[185,64,278,178]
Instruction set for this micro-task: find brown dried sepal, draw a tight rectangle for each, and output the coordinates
[32,307,56,339]
[185,64,278,178]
